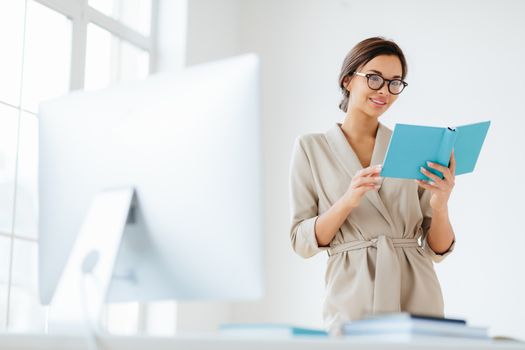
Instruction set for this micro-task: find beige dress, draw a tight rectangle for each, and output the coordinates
[289,122,455,335]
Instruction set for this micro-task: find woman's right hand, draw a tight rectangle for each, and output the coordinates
[343,164,383,208]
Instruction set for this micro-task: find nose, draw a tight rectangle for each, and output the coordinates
[378,83,390,95]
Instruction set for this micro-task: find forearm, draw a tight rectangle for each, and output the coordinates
[427,207,455,254]
[314,194,355,247]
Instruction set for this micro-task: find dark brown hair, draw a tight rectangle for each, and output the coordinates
[338,37,408,112]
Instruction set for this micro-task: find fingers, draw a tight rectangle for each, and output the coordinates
[352,176,382,189]
[420,166,444,184]
[425,161,453,181]
[359,181,382,193]
[420,159,456,192]
[355,164,382,178]
[415,179,434,191]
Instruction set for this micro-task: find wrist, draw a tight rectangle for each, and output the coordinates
[431,205,449,216]
[341,192,358,210]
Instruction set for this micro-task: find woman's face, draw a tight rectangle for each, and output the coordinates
[344,54,404,119]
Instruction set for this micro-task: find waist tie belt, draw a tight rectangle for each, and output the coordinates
[327,235,420,314]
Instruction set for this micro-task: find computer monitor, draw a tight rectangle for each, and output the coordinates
[37,54,263,317]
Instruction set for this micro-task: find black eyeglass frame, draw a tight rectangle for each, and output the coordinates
[352,72,408,95]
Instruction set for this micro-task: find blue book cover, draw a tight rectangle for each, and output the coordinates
[380,121,491,180]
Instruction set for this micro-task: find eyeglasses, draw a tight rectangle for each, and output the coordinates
[353,72,408,95]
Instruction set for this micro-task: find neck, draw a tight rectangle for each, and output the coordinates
[341,108,379,140]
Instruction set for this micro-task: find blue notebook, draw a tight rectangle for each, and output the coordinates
[219,323,328,337]
[380,121,491,180]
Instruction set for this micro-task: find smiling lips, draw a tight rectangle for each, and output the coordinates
[369,98,387,107]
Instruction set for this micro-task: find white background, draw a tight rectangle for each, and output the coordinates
[171,0,525,340]
[2,0,522,340]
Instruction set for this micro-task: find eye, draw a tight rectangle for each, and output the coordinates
[390,80,403,87]
[369,74,382,83]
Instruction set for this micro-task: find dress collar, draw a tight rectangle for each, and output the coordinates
[325,122,394,227]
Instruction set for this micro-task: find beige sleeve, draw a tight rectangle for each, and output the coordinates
[289,137,328,258]
[418,187,455,263]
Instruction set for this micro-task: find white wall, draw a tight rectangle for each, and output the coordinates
[156,0,188,72]
[172,0,525,339]
[185,0,243,65]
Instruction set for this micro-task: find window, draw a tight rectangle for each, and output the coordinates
[89,0,153,36]
[21,1,72,113]
[85,23,150,91]
[0,0,168,333]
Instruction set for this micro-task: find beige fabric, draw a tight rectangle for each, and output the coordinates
[289,122,455,335]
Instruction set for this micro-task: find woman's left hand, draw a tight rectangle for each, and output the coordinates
[416,151,456,212]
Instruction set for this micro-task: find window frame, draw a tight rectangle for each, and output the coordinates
[35,0,159,90]
[0,0,159,332]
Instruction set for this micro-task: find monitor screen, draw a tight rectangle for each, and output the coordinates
[37,54,264,310]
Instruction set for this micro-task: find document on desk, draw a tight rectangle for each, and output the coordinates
[342,313,488,339]
[219,323,328,337]
[380,121,491,180]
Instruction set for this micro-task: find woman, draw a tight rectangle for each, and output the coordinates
[289,37,456,335]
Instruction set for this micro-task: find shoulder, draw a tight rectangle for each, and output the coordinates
[291,133,331,170]
[379,122,393,136]
[294,133,329,153]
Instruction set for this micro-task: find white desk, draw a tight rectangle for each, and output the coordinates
[1,333,524,350]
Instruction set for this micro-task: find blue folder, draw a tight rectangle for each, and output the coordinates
[380,121,491,180]
[219,323,328,337]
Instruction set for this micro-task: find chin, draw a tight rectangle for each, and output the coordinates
[365,109,386,120]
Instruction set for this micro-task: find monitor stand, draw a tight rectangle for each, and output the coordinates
[47,188,135,335]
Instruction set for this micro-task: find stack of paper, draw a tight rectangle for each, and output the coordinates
[342,313,488,339]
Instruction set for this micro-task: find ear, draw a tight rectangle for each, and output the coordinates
[342,75,351,91]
